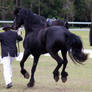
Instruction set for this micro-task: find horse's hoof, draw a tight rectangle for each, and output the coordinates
[27,81,35,88]
[53,71,59,82]
[24,72,29,79]
[61,77,67,83]
[54,76,59,82]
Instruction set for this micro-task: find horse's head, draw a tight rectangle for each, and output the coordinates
[12,7,24,30]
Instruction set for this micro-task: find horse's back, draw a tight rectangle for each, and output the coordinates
[24,26,70,55]
[45,26,70,50]
[46,26,69,40]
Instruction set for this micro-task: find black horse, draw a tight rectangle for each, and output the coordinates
[13,8,88,87]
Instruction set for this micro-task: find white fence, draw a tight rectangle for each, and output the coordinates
[0,20,91,24]
[0,21,13,23]
[0,21,91,32]
[68,22,91,25]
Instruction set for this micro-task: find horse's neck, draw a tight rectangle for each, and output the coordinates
[24,22,32,30]
[23,15,46,36]
[23,25,31,37]
[24,25,38,37]
[25,31,29,36]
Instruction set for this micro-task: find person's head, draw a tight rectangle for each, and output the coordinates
[2,24,11,31]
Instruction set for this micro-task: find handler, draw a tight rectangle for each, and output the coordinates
[0,24,22,88]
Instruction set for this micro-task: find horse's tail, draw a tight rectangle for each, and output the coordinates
[67,33,88,64]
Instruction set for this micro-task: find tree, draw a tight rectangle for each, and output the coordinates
[38,0,40,15]
[1,0,7,20]
[85,0,92,21]
[0,0,92,22]
[14,0,22,7]
[61,0,75,21]
[74,0,87,21]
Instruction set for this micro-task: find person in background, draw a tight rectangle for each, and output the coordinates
[0,24,22,89]
[89,23,92,46]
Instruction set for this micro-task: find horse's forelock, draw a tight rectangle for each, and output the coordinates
[17,8,33,19]
[14,7,21,16]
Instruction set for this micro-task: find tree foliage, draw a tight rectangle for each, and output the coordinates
[0,0,92,21]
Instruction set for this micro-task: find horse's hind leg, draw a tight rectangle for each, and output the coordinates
[27,55,39,87]
[20,50,30,79]
[61,49,68,83]
[48,50,63,82]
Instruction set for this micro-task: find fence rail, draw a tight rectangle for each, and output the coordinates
[0,21,91,25]
[0,21,13,23]
[68,22,91,25]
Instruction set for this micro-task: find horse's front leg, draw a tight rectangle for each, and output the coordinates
[27,55,40,88]
[61,50,68,83]
[20,50,30,79]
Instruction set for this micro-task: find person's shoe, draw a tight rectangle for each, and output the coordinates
[6,83,12,89]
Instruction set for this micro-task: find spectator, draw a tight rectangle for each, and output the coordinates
[89,23,92,46]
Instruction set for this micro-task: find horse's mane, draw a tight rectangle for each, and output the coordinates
[14,8,34,18]
[14,7,46,27]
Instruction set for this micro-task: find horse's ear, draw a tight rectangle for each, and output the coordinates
[14,7,21,16]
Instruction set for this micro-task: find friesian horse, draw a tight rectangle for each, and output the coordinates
[13,8,88,87]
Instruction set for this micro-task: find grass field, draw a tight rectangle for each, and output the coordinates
[71,30,92,49]
[0,30,92,92]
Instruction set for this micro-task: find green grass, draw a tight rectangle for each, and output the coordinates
[0,56,92,92]
[0,30,92,92]
[71,30,91,49]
